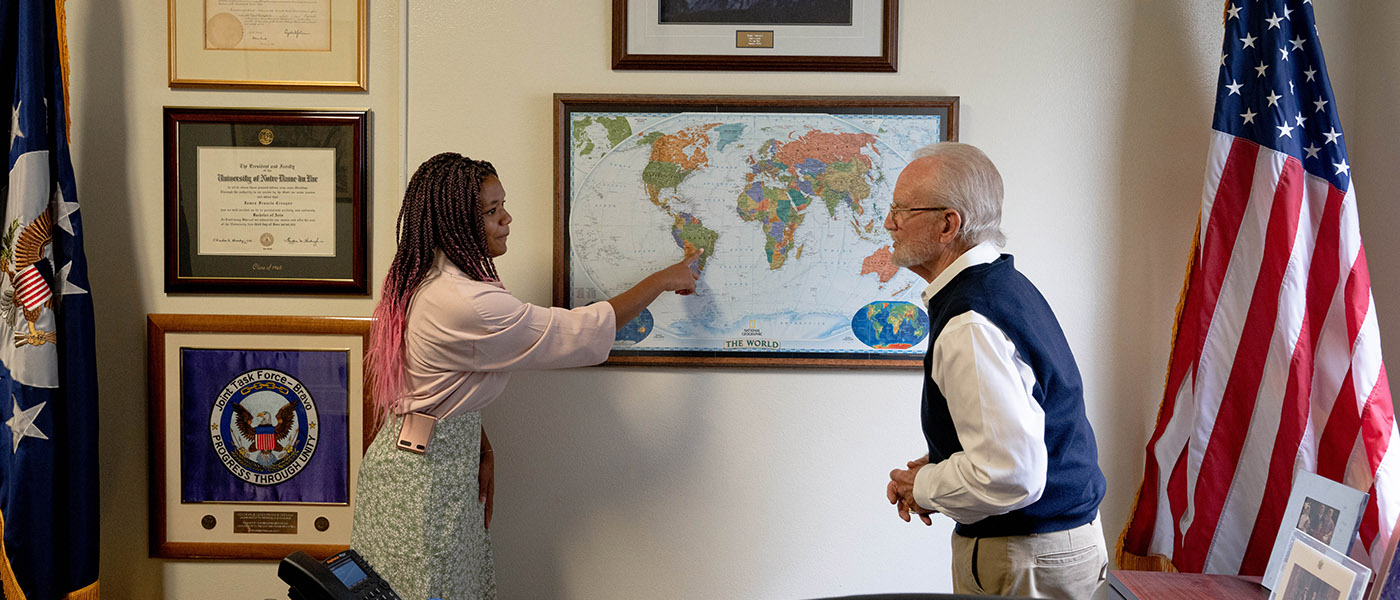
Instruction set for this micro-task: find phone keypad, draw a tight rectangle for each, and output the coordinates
[351,564,400,600]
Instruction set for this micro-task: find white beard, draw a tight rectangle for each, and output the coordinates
[891,237,940,268]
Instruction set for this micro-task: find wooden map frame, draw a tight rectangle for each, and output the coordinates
[553,93,958,368]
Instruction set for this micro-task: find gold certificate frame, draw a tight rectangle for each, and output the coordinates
[169,0,367,90]
[147,314,374,560]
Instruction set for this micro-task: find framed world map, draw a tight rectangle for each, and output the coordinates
[553,94,958,367]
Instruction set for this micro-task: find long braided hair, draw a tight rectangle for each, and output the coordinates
[368,152,500,422]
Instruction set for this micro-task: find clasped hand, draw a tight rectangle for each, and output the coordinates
[887,454,935,526]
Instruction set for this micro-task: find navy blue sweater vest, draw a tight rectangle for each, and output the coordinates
[922,254,1106,538]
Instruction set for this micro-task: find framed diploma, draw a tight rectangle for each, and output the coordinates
[163,107,368,295]
[612,0,898,72]
[168,0,367,90]
[147,313,374,560]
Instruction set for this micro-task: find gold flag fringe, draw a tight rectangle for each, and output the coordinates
[0,510,28,600]
[56,0,72,138]
[1113,214,1202,573]
[62,580,100,600]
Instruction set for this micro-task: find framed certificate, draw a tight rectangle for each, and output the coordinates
[163,108,368,294]
[168,0,367,90]
[612,0,898,72]
[147,314,374,560]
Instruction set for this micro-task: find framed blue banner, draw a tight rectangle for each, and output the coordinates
[148,314,372,560]
[179,349,350,504]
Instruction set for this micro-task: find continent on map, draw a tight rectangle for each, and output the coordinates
[572,115,634,156]
[640,124,724,271]
[736,130,882,270]
[673,212,718,270]
[860,245,898,284]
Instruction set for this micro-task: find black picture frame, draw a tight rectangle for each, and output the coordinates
[612,0,898,72]
[554,93,957,368]
[163,107,369,294]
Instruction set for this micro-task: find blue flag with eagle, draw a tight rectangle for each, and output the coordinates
[0,0,100,599]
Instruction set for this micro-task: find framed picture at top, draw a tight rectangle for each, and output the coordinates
[163,107,368,295]
[554,93,957,368]
[612,0,898,71]
[168,0,367,90]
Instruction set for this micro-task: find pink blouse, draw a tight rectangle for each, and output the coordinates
[398,254,616,418]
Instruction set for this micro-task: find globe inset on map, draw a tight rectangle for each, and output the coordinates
[615,308,654,346]
[850,301,930,350]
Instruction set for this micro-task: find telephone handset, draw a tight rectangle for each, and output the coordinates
[279,549,401,600]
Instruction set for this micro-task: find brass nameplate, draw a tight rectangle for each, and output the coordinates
[233,511,298,534]
[736,31,774,49]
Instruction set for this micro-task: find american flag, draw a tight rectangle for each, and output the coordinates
[1119,0,1400,576]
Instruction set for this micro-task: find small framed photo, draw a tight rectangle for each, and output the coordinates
[1270,529,1370,600]
[168,0,367,90]
[1264,471,1370,589]
[163,107,369,295]
[612,0,898,72]
[147,314,373,560]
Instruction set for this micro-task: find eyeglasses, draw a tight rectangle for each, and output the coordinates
[887,205,950,225]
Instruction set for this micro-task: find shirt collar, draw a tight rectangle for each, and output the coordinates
[919,241,1001,305]
[432,251,503,288]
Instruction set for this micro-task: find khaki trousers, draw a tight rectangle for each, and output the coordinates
[950,516,1107,599]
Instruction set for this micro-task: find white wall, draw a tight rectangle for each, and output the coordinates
[60,1,1396,599]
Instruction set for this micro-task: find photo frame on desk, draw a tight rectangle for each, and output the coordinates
[147,314,374,560]
[612,0,898,71]
[1264,470,1370,590]
[164,108,368,295]
[169,0,367,90]
[554,93,956,368]
[1270,529,1370,600]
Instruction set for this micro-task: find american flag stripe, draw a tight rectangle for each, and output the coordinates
[15,264,50,309]
[1238,185,1343,573]
[1178,147,1306,573]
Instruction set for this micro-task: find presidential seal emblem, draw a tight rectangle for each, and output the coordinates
[208,369,319,486]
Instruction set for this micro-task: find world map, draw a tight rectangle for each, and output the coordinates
[567,111,944,358]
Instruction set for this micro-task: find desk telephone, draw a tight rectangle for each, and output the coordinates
[279,549,401,600]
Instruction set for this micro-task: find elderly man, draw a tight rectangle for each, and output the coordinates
[883,142,1107,599]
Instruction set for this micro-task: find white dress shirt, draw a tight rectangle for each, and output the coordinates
[398,254,617,418]
[911,242,1049,524]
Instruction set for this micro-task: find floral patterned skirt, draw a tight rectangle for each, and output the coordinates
[351,411,495,600]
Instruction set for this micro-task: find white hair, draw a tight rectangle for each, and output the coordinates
[909,142,1006,247]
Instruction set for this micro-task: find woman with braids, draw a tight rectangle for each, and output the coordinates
[351,152,699,599]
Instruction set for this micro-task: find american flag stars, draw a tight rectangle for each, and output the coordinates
[1215,0,1349,187]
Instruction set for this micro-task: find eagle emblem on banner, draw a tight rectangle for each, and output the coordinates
[0,210,55,348]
